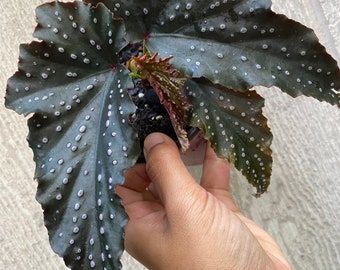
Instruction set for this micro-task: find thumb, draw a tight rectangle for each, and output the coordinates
[143,133,202,212]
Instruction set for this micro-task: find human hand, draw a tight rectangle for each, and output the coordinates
[115,133,292,270]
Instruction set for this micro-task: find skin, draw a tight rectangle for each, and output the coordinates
[115,133,292,270]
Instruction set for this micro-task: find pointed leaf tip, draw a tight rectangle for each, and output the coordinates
[185,79,273,194]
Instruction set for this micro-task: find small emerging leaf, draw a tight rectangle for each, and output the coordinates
[184,79,272,195]
[127,52,190,151]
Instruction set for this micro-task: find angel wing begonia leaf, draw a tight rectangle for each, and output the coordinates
[86,0,340,107]
[184,79,272,195]
[5,0,340,267]
[6,2,139,269]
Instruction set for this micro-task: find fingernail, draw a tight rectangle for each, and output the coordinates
[144,133,164,155]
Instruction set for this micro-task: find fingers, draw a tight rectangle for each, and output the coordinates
[115,185,145,205]
[120,136,231,211]
[115,164,154,207]
[200,142,230,191]
[123,163,150,192]
[143,133,200,209]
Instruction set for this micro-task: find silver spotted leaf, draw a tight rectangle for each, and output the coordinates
[86,0,340,107]
[5,2,140,269]
[184,79,272,195]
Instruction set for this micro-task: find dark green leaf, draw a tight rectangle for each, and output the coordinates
[87,0,340,107]
[6,2,139,269]
[84,0,271,42]
[184,79,272,195]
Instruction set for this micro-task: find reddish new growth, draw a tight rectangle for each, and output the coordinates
[127,52,191,151]
[142,32,151,40]
[111,64,118,71]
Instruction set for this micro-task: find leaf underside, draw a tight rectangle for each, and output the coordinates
[6,2,140,270]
